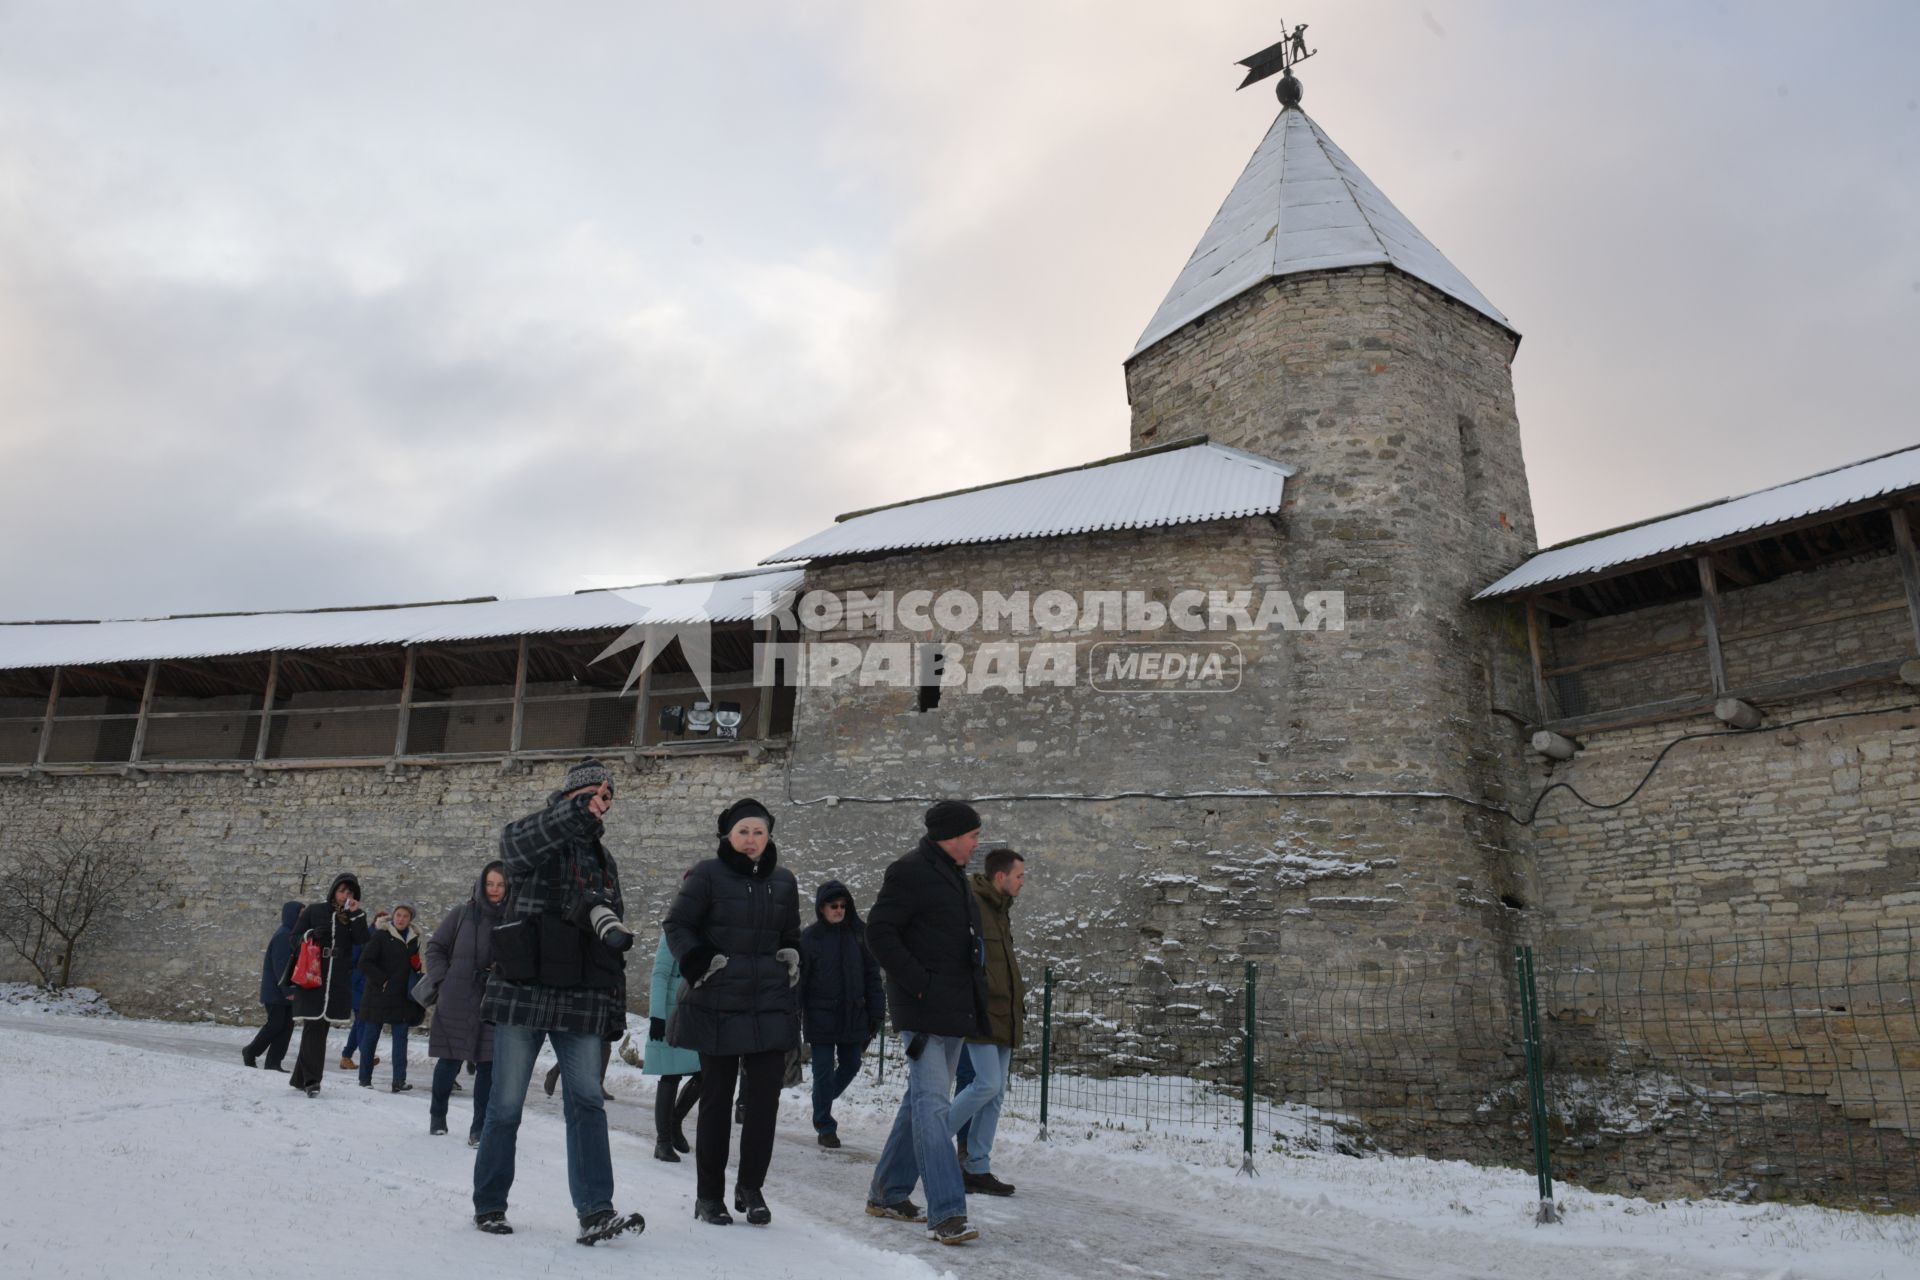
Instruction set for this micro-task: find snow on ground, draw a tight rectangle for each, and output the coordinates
[0,1001,944,1280]
[2,989,1917,1280]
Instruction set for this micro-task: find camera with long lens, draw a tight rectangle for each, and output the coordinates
[564,892,634,952]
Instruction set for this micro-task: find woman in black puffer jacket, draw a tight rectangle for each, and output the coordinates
[664,798,801,1227]
[356,903,423,1092]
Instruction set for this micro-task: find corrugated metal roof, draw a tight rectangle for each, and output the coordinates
[1132,107,1512,358]
[760,439,1293,564]
[1475,445,1920,599]
[0,568,805,672]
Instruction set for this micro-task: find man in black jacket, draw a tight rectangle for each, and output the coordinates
[863,800,989,1246]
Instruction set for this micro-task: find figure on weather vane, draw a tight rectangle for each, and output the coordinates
[1236,21,1319,107]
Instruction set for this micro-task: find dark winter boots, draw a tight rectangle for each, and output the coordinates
[734,1185,771,1226]
[963,1170,1016,1196]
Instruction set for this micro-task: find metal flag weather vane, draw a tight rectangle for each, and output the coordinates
[1237,21,1319,107]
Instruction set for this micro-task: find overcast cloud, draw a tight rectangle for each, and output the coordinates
[0,1,1915,620]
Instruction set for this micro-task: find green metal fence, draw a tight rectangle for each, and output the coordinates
[857,924,1920,1211]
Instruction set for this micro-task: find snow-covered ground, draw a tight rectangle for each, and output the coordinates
[1,987,1916,1279]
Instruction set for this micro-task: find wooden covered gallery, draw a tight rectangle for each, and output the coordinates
[0,568,801,777]
[1477,445,1920,741]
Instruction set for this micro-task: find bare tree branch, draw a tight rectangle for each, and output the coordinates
[0,826,152,989]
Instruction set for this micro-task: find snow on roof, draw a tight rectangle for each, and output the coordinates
[0,568,805,672]
[1475,444,1920,599]
[1132,107,1512,358]
[760,439,1294,564]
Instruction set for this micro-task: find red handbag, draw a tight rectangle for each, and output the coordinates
[291,935,324,990]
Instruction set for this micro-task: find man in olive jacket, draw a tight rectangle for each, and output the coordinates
[949,847,1025,1197]
[864,801,989,1246]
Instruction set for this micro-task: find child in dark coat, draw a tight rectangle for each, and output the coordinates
[797,880,886,1146]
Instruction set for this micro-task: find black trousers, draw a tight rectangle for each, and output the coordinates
[654,1072,702,1140]
[244,1003,294,1068]
[288,1020,330,1090]
[695,1050,784,1201]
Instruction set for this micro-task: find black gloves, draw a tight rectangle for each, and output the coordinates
[649,1016,666,1042]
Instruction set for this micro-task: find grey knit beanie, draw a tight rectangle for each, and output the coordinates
[561,757,615,796]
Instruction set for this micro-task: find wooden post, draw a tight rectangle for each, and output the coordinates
[1697,555,1728,696]
[508,635,529,755]
[1891,506,1920,655]
[254,653,280,762]
[1525,598,1550,722]
[34,667,62,766]
[392,646,417,758]
[633,660,653,749]
[128,661,159,763]
[756,618,777,739]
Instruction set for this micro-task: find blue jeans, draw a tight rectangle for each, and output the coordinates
[953,1047,976,1146]
[868,1033,966,1224]
[811,1041,864,1134]
[345,1016,373,1062]
[358,1024,408,1086]
[949,1043,1011,1173]
[431,1058,493,1138]
[473,1025,613,1220]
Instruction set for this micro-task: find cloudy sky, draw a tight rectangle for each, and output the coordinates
[1,1,1915,620]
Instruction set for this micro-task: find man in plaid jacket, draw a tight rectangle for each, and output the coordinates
[472,758,642,1245]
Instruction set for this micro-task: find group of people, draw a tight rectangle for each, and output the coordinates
[239,756,1028,1249]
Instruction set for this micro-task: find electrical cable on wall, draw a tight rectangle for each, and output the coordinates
[778,700,1920,828]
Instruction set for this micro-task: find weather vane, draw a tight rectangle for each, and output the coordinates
[1236,22,1318,108]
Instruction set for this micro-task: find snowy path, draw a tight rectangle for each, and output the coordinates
[4,1006,1917,1280]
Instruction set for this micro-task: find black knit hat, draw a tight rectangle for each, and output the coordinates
[924,800,982,843]
[717,797,775,836]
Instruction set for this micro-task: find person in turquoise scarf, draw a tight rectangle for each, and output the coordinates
[644,926,702,1162]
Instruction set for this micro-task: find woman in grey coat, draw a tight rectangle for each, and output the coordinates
[665,798,801,1227]
[423,860,505,1143]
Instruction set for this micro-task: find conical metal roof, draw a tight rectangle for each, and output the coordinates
[1133,107,1512,357]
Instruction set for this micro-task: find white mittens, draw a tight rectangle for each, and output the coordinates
[776,948,801,988]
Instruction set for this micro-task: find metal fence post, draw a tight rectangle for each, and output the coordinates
[876,1029,886,1085]
[1038,966,1053,1140]
[1516,944,1559,1224]
[1240,960,1258,1176]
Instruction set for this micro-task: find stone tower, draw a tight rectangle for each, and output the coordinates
[1124,100,1543,986]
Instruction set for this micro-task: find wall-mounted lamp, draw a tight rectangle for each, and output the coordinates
[1530,730,1579,762]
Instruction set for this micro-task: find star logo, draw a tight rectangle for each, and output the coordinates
[580,573,797,700]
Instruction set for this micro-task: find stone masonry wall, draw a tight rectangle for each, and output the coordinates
[1523,562,1920,1207]
[0,750,789,1021]
[1530,691,1920,941]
